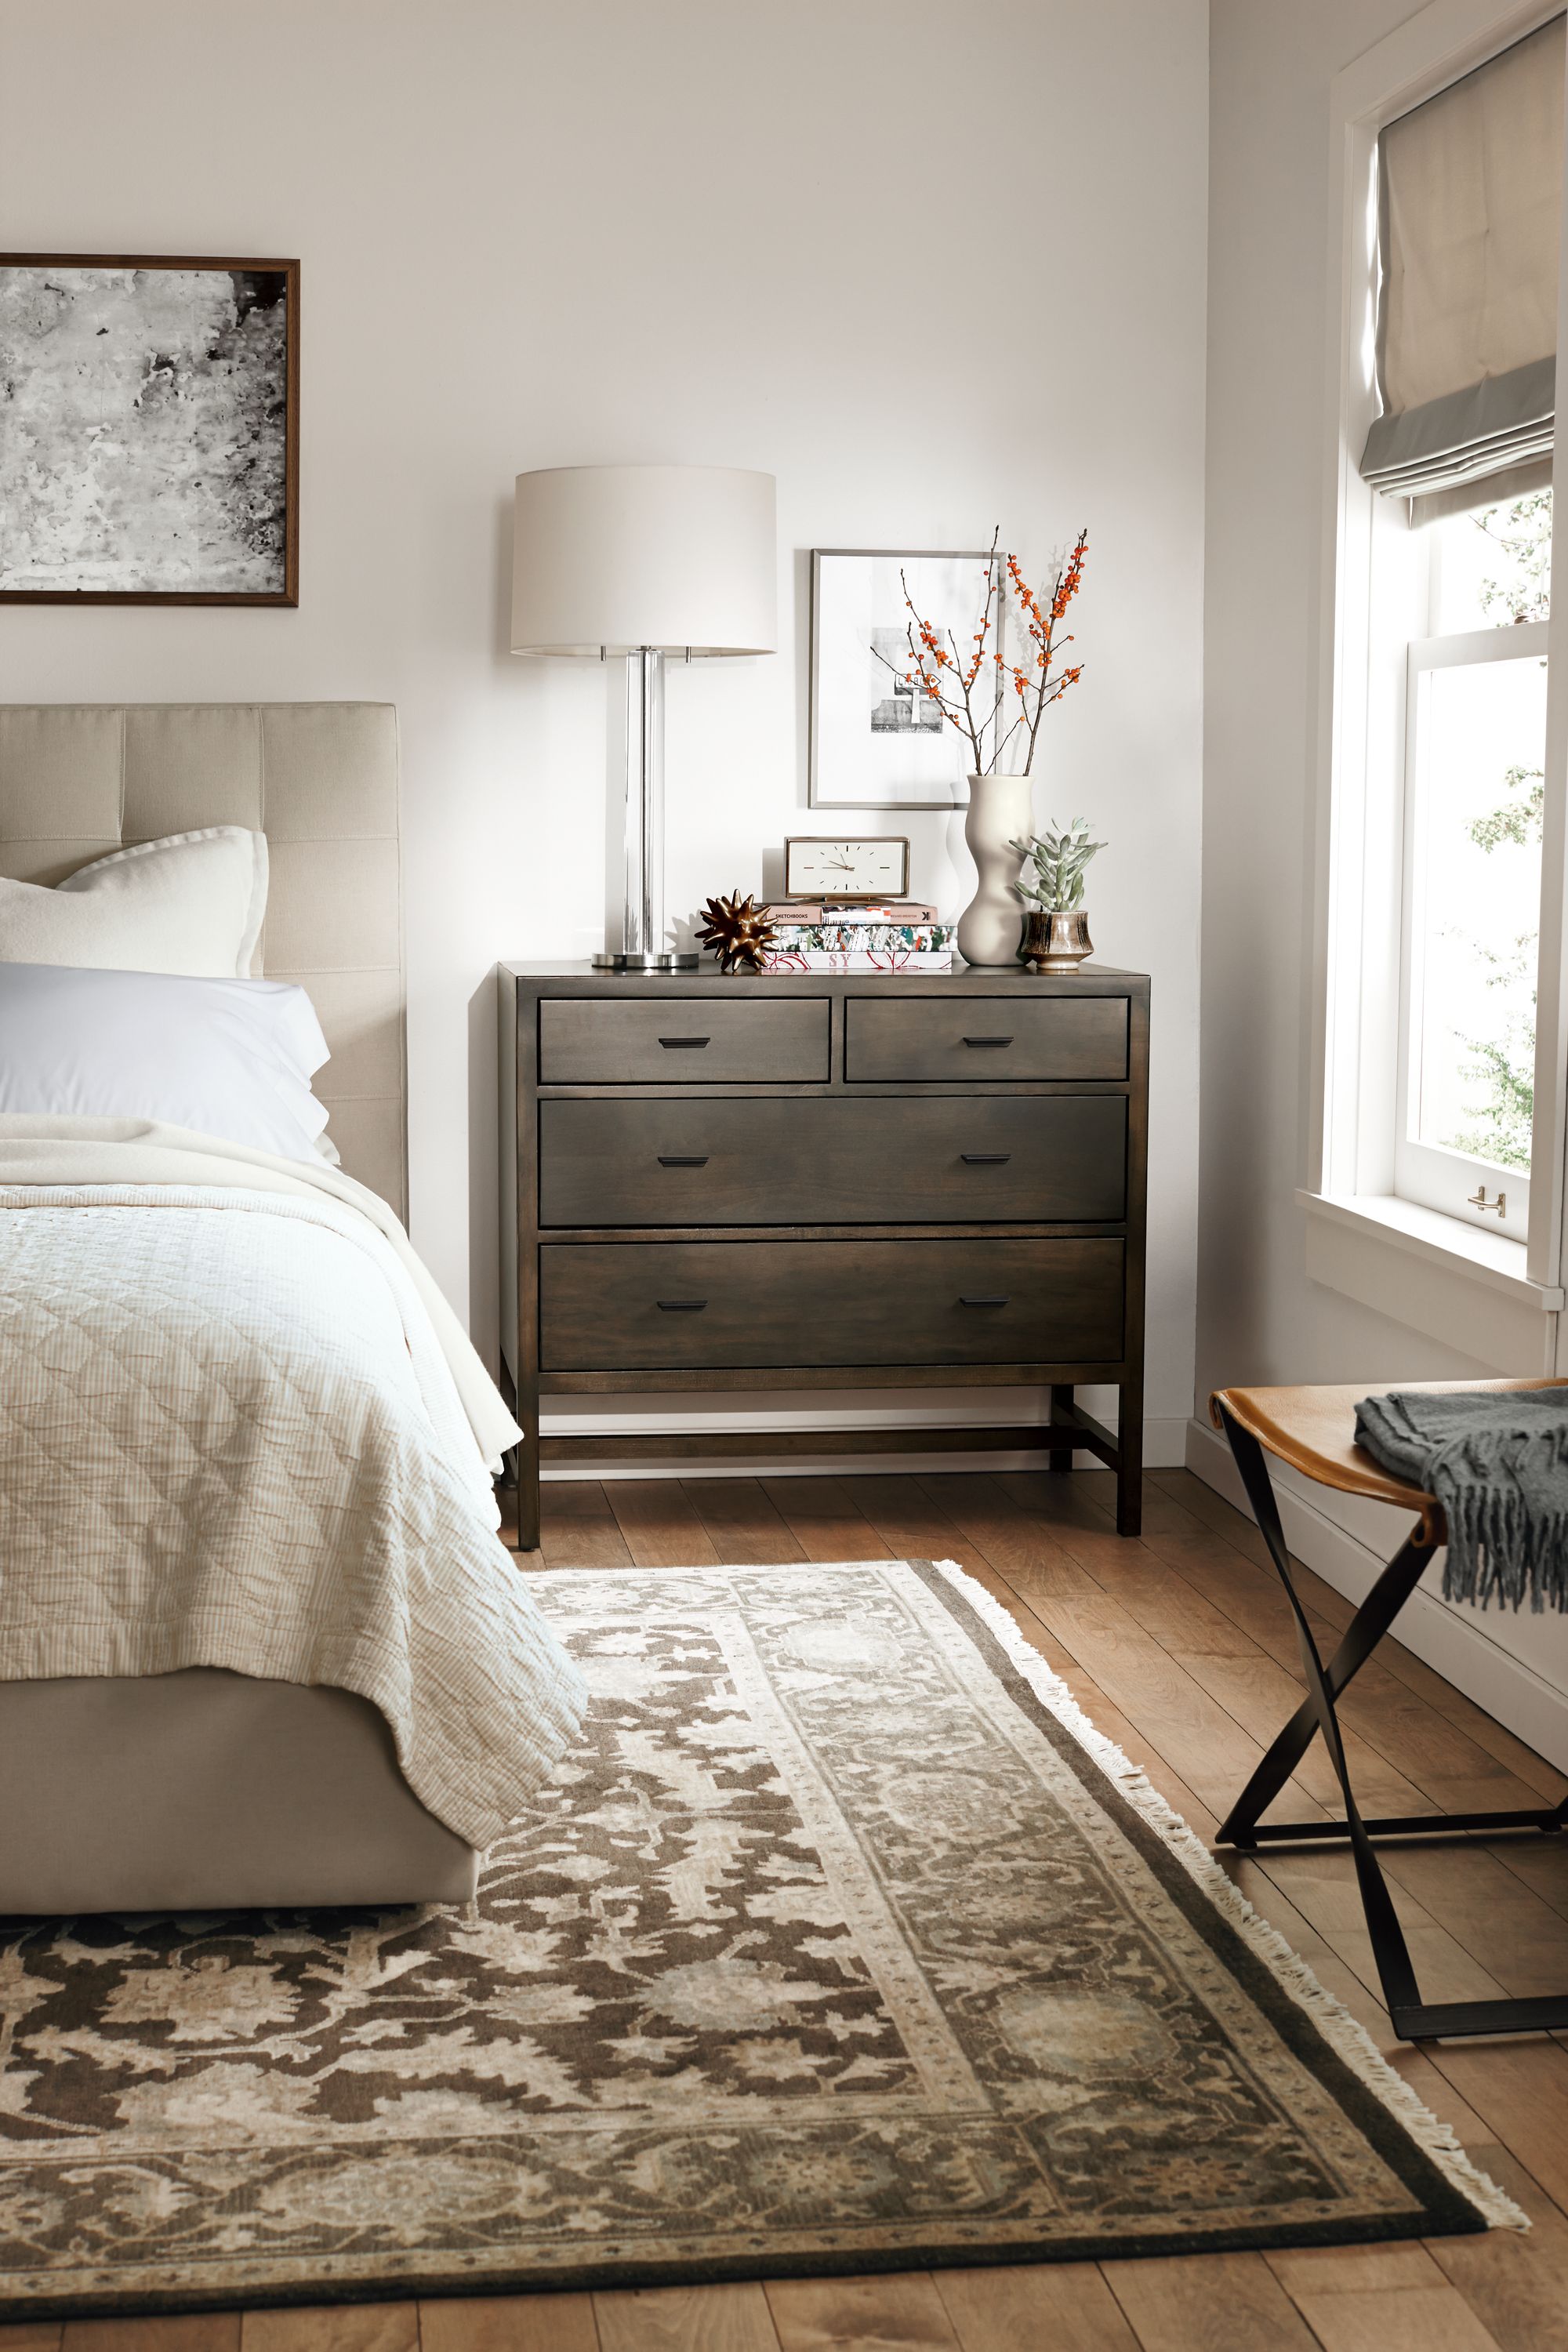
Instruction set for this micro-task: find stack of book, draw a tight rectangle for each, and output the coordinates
[757,902,954,973]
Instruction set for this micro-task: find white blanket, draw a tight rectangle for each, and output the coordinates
[0,1114,586,1849]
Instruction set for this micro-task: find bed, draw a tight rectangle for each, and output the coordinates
[0,702,583,1913]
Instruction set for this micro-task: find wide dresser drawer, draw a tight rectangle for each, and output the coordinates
[846,993,1128,1081]
[539,1095,1127,1225]
[539,1238,1125,1369]
[539,996,829,1083]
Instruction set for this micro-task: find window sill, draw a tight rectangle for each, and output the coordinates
[1298,1191,1563,1366]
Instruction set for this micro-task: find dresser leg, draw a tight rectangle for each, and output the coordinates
[1048,1385,1075,1472]
[1116,1380,1144,1538]
[517,1432,542,1553]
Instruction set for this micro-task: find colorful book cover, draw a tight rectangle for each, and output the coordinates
[758,948,955,973]
[767,921,955,953]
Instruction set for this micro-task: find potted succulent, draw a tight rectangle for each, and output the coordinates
[1013,816,1104,973]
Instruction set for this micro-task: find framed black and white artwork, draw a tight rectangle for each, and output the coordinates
[808,546,1002,808]
[0,254,299,604]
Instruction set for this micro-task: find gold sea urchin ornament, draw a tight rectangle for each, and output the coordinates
[695,891,775,975]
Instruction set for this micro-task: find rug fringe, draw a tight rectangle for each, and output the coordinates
[925,1557,1529,2235]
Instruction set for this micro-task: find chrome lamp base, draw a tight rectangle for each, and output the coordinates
[591,949,699,972]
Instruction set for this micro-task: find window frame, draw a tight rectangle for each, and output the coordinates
[1308,0,1568,1347]
[1395,615,1548,1241]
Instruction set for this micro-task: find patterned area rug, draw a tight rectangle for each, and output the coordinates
[0,1559,1519,2318]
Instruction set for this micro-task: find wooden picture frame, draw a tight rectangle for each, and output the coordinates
[0,253,299,605]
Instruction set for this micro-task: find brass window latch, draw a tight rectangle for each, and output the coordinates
[1468,1185,1507,1217]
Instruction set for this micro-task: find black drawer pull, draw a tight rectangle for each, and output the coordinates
[657,1155,710,1167]
[656,1298,708,1312]
[659,1035,710,1048]
[959,1294,1010,1307]
[963,1034,1014,1047]
[961,1152,1011,1164]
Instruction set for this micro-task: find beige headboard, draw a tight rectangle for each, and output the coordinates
[0,703,405,1216]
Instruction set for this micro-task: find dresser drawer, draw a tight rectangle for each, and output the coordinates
[845,994,1128,1081]
[539,996,829,1083]
[540,1238,1125,1370]
[539,1095,1127,1226]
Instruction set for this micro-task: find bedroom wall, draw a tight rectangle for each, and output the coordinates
[1200,0,1568,1769]
[0,0,1210,1472]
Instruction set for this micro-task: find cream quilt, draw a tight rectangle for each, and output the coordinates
[0,1114,586,1849]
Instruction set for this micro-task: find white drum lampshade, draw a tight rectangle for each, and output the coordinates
[511,464,776,658]
[510,463,776,971]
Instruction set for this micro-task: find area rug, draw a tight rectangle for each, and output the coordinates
[0,1559,1520,2318]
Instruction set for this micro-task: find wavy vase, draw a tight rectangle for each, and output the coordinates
[957,771,1033,967]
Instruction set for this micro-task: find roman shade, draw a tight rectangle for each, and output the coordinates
[1361,15,1565,503]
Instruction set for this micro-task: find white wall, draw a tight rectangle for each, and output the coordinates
[1201,0,1568,1765]
[0,0,1208,1465]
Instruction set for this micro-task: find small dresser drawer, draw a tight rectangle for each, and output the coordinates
[846,994,1128,1082]
[539,1095,1127,1226]
[539,996,829,1083]
[540,1238,1125,1370]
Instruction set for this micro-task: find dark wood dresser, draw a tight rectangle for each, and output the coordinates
[499,962,1149,1549]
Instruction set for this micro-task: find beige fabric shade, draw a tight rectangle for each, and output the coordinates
[510,464,776,657]
[1362,15,1565,500]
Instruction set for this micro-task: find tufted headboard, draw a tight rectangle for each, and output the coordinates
[0,703,405,1215]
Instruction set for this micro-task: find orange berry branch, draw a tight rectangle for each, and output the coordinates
[868,525,1088,777]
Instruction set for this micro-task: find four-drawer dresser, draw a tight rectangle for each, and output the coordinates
[499,962,1149,1549]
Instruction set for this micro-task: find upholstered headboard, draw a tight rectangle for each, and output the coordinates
[0,703,405,1215]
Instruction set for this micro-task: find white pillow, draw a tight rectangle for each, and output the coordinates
[0,964,331,1163]
[0,827,267,978]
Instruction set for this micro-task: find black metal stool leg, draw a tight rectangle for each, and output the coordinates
[1214,1405,1568,2042]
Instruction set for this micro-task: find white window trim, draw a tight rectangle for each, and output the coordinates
[1306,0,1568,1354]
[1395,618,1547,1241]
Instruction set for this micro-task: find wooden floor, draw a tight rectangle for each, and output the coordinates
[12,1465,1568,2352]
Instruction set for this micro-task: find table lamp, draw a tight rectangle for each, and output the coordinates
[511,463,777,971]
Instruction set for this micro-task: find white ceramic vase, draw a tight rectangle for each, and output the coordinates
[957,771,1033,967]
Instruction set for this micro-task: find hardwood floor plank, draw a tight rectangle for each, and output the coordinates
[241,2307,418,2352]
[1102,2249,1319,2348]
[1276,2278,1504,2350]
[1368,1839,1568,2000]
[760,1475,891,1562]
[933,2261,1142,2350]
[419,2292,601,2352]
[1425,2140,1568,2347]
[993,1472,1261,1655]
[65,2320,241,2352]
[594,2282,780,2352]
[0,2332,60,2352]
[914,1472,1097,1595]
[1170,1645,1440,1820]
[848,1475,1001,1580]
[682,1478,806,1566]
[606,1479,721,1569]
[1425,2042,1568,2216]
[536,1475,631,1566]
[764,2270,960,2349]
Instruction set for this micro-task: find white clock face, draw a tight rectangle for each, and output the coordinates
[786,837,908,897]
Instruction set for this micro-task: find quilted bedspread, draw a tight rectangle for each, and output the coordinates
[0,1114,586,1849]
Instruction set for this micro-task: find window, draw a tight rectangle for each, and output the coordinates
[1396,488,1551,1239]
[1312,2,1568,1322]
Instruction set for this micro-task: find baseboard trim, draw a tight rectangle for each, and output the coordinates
[1185,1414,1568,1776]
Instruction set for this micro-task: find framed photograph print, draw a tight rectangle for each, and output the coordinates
[0,254,299,604]
[808,546,1001,808]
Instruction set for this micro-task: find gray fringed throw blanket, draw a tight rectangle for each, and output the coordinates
[1355,1387,1568,1611]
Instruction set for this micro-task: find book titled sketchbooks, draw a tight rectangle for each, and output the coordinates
[759,916,955,974]
[760,900,939,927]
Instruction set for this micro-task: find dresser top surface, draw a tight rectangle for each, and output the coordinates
[502,960,1149,995]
